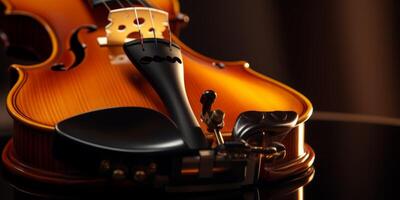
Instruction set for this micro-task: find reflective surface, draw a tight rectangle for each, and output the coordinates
[304,119,400,199]
[1,119,399,199]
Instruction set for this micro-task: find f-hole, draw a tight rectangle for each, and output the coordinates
[51,25,97,71]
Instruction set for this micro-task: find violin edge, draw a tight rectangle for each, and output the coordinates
[2,133,315,185]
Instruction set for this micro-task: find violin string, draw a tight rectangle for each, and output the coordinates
[116,0,125,8]
[167,19,172,49]
[138,0,150,7]
[134,8,145,50]
[125,0,134,6]
[148,8,158,47]
[101,0,111,11]
[125,0,150,8]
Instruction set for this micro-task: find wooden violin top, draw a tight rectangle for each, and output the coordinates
[2,0,312,133]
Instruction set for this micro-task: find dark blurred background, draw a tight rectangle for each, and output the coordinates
[179,0,399,118]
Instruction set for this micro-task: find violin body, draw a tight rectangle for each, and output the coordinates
[1,0,314,187]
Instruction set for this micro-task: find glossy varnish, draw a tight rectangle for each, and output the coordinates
[1,0,314,184]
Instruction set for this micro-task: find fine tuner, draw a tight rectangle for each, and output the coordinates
[200,90,295,161]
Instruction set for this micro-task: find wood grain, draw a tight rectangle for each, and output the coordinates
[1,0,314,183]
[3,0,311,133]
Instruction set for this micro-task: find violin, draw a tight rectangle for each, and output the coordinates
[1,0,314,191]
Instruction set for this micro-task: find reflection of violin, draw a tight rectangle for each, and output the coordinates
[1,0,314,190]
[5,167,314,199]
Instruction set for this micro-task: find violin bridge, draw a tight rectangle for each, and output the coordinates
[97,7,170,46]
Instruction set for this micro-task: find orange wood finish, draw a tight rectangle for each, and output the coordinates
[1,0,314,183]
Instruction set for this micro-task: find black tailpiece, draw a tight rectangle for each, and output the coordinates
[123,38,208,150]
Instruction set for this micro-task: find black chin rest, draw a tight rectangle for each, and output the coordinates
[55,107,187,155]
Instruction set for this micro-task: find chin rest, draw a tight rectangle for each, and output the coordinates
[55,107,187,156]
